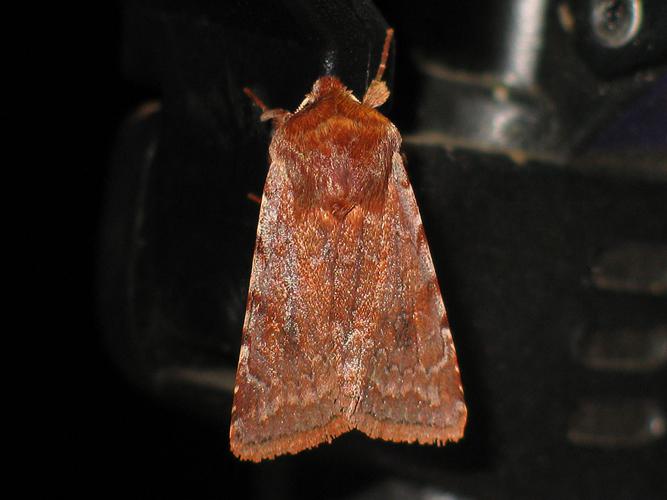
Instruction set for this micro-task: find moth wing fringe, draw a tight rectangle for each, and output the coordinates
[231,416,352,462]
[352,411,466,447]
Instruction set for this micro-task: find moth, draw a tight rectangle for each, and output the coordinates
[230,29,466,461]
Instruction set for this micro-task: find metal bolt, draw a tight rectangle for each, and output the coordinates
[591,0,642,48]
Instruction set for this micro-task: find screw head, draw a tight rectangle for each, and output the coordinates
[591,0,642,48]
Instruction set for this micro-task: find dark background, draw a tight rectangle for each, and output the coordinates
[78,2,169,495]
[79,1,666,498]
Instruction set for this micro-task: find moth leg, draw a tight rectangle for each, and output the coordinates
[243,87,291,125]
[362,28,393,108]
[246,192,261,205]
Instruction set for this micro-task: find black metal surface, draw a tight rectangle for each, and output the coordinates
[93,0,667,498]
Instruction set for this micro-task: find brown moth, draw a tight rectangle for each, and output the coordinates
[230,29,466,461]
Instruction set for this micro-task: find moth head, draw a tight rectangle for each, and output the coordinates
[299,76,358,112]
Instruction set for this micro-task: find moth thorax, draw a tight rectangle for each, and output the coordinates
[292,147,392,212]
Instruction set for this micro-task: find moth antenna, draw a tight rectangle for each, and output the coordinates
[363,28,393,108]
[373,28,394,83]
[243,87,291,125]
[243,87,269,113]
